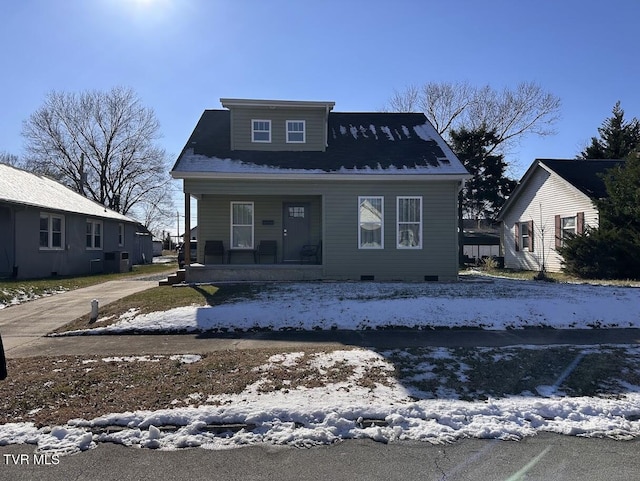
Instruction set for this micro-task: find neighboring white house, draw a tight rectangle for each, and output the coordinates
[497,159,624,273]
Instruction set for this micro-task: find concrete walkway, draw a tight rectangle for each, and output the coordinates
[0,278,160,355]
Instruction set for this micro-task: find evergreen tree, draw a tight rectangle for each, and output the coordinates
[580,101,640,159]
[449,126,517,220]
[559,151,640,279]
[596,151,640,231]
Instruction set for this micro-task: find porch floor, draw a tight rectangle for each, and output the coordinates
[185,263,324,282]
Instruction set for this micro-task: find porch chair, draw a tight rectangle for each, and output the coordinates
[256,240,278,263]
[204,240,225,264]
[300,240,322,264]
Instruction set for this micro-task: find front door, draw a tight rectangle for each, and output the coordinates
[282,203,311,262]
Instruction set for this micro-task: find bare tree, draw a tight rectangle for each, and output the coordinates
[132,178,179,237]
[0,151,21,167]
[21,86,172,217]
[385,81,561,156]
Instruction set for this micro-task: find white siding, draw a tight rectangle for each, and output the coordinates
[502,166,599,272]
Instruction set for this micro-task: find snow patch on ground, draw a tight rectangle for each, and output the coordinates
[55,278,640,335]
[2,347,640,454]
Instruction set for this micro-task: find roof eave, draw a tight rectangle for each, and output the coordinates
[220,98,336,110]
[171,171,471,182]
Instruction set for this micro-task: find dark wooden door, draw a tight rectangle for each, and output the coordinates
[282,203,311,262]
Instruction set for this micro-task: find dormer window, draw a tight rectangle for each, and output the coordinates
[286,120,305,143]
[252,120,271,143]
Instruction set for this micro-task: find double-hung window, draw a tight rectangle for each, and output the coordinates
[560,216,576,246]
[39,213,64,250]
[231,202,254,248]
[286,120,305,143]
[397,196,422,249]
[516,220,534,252]
[252,120,271,143]
[358,196,384,249]
[86,220,102,249]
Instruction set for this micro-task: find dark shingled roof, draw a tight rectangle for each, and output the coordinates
[539,159,625,199]
[172,110,468,174]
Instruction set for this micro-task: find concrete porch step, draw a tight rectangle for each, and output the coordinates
[158,269,186,286]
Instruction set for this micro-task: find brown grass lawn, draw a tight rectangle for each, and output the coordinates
[2,345,639,428]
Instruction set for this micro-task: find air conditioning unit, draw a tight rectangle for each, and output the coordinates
[104,251,130,273]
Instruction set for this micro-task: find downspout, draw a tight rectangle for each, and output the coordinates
[324,105,330,149]
[11,207,18,278]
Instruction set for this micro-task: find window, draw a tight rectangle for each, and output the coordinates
[252,120,271,143]
[516,221,534,252]
[231,202,254,248]
[288,206,305,218]
[520,222,530,250]
[555,212,584,248]
[286,120,305,143]
[86,220,102,249]
[358,196,384,249]
[118,223,125,247]
[397,197,422,249]
[39,213,64,249]
[561,216,576,246]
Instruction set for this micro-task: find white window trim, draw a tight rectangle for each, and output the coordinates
[358,196,384,249]
[230,201,255,249]
[286,120,306,143]
[519,221,531,252]
[118,223,125,247]
[86,219,103,250]
[39,213,65,250]
[252,119,271,143]
[396,196,423,249]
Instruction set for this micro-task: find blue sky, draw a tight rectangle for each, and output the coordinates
[1,0,638,229]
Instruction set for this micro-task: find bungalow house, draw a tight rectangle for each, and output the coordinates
[497,158,624,272]
[170,98,470,282]
[0,163,152,279]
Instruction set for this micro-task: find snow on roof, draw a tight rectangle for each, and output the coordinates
[177,150,466,175]
[171,110,470,177]
[0,163,136,222]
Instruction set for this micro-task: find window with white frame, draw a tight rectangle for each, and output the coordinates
[519,221,531,251]
[561,216,576,246]
[358,196,384,249]
[118,223,125,247]
[286,120,305,143]
[86,220,102,249]
[252,120,271,143]
[397,196,422,249]
[231,202,254,248]
[39,213,64,249]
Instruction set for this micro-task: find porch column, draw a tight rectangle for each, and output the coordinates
[184,192,191,267]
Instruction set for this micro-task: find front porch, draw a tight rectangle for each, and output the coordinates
[185,263,324,282]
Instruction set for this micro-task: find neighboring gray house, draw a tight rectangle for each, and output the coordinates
[0,163,152,279]
[171,98,470,282]
[497,158,624,272]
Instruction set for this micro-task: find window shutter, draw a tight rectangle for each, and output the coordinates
[514,223,520,252]
[577,212,585,234]
[555,215,561,248]
[528,220,534,252]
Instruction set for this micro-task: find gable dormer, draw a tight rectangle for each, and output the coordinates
[220,98,335,152]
